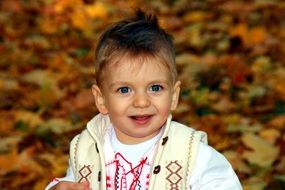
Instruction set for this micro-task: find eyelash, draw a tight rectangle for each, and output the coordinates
[116,84,164,94]
[117,87,131,94]
[149,84,163,92]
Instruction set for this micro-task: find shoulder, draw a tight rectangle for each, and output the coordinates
[190,143,242,189]
[194,143,240,176]
[70,128,92,148]
[197,143,227,164]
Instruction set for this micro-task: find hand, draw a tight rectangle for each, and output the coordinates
[50,181,91,190]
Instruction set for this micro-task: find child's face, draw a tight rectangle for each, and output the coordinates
[92,56,180,144]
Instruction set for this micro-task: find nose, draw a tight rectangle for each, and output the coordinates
[133,92,151,108]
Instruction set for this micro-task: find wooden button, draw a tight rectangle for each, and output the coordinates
[98,171,101,182]
[153,165,161,174]
[162,136,168,145]
[95,143,99,153]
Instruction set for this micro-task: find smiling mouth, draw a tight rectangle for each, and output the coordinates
[129,115,153,125]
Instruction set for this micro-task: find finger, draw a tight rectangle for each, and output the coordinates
[69,182,87,190]
[80,180,90,189]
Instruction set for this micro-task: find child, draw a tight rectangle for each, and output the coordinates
[46,9,242,190]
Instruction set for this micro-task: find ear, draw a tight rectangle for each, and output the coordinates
[92,84,108,114]
[170,81,181,111]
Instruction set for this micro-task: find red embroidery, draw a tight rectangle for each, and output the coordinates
[106,152,151,190]
[106,176,112,188]
[52,178,59,182]
[146,174,150,186]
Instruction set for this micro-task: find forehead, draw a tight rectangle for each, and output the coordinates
[116,54,166,69]
[105,54,172,79]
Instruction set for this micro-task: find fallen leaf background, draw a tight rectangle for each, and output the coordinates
[0,0,285,189]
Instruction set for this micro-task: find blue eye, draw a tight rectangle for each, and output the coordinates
[118,87,130,94]
[150,85,162,92]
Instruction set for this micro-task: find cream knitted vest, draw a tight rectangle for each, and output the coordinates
[69,114,207,190]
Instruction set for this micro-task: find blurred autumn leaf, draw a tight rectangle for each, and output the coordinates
[1,0,285,190]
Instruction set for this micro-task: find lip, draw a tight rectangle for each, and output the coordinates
[129,115,153,125]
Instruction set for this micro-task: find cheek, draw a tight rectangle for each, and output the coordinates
[155,96,172,114]
[106,97,128,114]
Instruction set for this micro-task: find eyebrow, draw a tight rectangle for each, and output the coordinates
[149,80,170,85]
[109,79,170,88]
[109,82,130,88]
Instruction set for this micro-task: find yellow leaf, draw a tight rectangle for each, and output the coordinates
[0,149,18,173]
[22,70,55,87]
[17,147,43,173]
[15,110,43,129]
[22,70,64,105]
[268,115,285,130]
[85,2,108,19]
[183,11,211,22]
[242,133,279,167]
[175,53,200,66]
[248,27,267,45]
[42,118,74,134]
[230,24,267,46]
[242,175,267,190]
[212,97,235,113]
[40,18,58,34]
[0,78,19,91]
[251,56,272,73]
[71,8,89,30]
[53,0,81,13]
[259,128,281,144]
[0,136,22,152]
[187,24,203,47]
